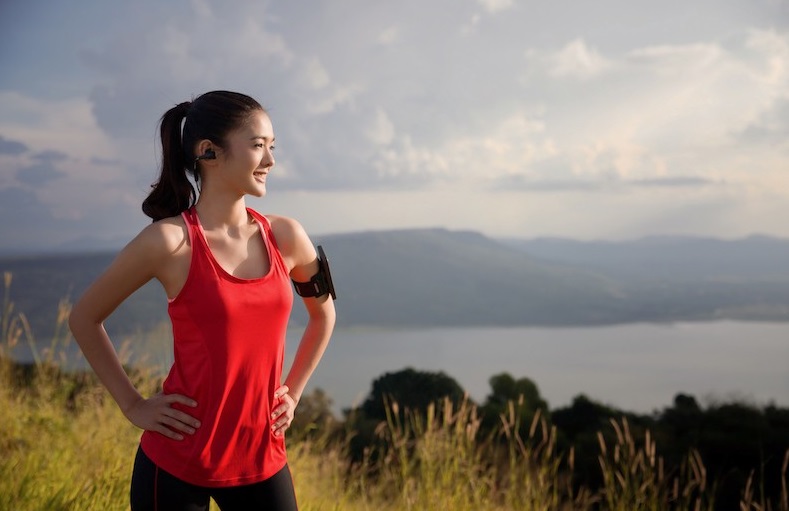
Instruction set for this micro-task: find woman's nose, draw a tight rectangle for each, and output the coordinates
[261,151,274,168]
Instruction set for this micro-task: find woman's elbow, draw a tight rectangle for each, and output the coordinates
[68,300,101,339]
[68,305,86,340]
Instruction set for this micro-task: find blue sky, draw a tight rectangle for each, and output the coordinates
[1,0,788,251]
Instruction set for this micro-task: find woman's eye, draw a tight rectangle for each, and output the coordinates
[255,143,264,148]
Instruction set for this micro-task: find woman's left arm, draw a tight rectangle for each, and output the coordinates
[269,216,336,436]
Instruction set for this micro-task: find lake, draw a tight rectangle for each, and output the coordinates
[285,321,789,415]
[12,321,789,416]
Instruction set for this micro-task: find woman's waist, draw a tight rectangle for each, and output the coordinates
[164,363,280,417]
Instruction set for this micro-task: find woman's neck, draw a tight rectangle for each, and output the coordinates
[194,194,251,231]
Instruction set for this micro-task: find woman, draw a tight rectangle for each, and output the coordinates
[69,90,336,510]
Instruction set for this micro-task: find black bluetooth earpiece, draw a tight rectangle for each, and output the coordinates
[195,149,216,162]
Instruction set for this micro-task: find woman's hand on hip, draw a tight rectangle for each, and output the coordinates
[271,385,296,437]
[124,393,201,441]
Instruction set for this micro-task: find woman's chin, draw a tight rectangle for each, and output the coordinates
[248,186,267,198]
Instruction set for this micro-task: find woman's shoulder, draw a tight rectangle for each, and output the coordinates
[128,214,189,257]
[261,213,312,260]
[263,213,304,235]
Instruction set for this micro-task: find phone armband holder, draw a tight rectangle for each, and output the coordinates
[292,245,336,300]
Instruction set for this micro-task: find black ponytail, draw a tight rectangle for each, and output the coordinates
[142,91,265,221]
[142,102,196,221]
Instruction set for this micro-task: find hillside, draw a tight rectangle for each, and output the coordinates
[308,228,628,327]
[503,235,789,280]
[2,229,789,338]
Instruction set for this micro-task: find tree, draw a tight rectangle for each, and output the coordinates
[551,394,633,489]
[290,387,337,440]
[344,367,467,463]
[358,367,467,420]
[479,372,549,439]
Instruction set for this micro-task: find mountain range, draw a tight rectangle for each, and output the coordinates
[1,229,788,339]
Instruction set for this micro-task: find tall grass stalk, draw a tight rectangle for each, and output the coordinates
[597,417,714,511]
[501,403,592,510]
[367,397,494,509]
[739,449,789,511]
[1,272,20,363]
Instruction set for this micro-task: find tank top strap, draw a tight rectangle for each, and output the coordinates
[181,207,201,250]
[247,208,290,276]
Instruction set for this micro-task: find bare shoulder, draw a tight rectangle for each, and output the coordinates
[265,214,315,269]
[126,215,189,262]
[71,215,190,319]
[266,214,306,245]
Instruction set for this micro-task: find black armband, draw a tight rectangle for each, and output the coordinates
[292,245,336,300]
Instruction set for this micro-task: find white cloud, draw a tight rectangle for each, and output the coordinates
[460,14,482,36]
[305,82,365,115]
[274,26,788,196]
[367,108,395,146]
[372,135,450,181]
[744,28,789,85]
[82,6,296,143]
[574,142,651,180]
[377,26,400,45]
[476,0,514,14]
[515,30,789,192]
[627,43,724,74]
[0,92,115,159]
[299,57,331,90]
[548,39,613,78]
[369,112,553,183]
[0,90,147,238]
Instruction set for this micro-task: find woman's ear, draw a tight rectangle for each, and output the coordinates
[195,140,216,161]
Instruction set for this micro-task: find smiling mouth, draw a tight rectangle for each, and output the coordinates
[253,171,266,178]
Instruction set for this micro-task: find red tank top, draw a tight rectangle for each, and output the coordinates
[140,207,293,487]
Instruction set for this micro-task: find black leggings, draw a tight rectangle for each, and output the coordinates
[130,446,298,511]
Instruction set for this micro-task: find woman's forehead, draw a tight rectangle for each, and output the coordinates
[234,110,274,139]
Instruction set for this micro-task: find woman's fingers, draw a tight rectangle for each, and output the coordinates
[271,394,294,420]
[159,414,196,435]
[161,406,202,429]
[271,390,296,437]
[125,393,201,440]
[155,423,185,440]
[273,385,289,400]
[166,394,198,408]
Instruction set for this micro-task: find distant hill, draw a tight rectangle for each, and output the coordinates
[502,235,789,281]
[1,230,788,339]
[312,228,628,327]
[0,251,167,340]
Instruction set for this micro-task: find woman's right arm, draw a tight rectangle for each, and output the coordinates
[68,222,200,441]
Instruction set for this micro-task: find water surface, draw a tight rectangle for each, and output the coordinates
[14,321,788,415]
[286,321,789,414]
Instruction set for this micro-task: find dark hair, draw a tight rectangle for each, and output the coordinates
[142,90,265,221]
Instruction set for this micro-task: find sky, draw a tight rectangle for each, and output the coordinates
[1,0,788,252]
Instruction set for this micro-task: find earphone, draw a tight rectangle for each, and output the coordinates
[195,149,216,161]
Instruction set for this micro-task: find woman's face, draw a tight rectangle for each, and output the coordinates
[214,110,276,198]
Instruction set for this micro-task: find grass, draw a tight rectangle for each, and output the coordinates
[1,271,788,510]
